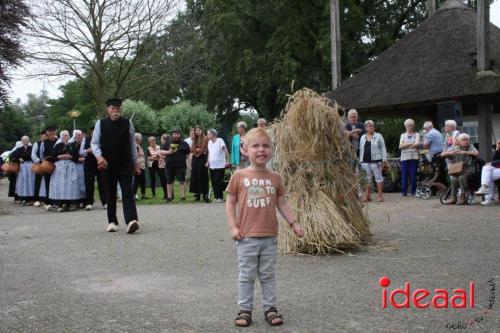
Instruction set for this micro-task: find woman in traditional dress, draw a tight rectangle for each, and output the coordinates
[189,125,210,202]
[72,130,86,205]
[11,136,36,205]
[48,130,81,212]
[31,130,48,207]
[7,141,22,202]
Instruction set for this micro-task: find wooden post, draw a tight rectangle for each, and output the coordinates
[477,0,493,161]
[477,101,493,161]
[477,0,490,71]
[330,0,341,89]
[428,0,436,15]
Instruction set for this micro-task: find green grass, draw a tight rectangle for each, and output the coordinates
[132,185,196,205]
[95,182,224,205]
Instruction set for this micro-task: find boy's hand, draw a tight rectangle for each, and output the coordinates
[230,227,243,240]
[292,223,305,238]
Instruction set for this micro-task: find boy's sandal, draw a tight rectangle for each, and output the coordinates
[234,310,252,327]
[264,307,283,326]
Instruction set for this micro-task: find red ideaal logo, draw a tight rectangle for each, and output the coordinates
[379,276,475,309]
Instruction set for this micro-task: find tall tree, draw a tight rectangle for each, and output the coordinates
[119,6,208,110]
[45,79,97,131]
[199,0,334,119]
[194,0,480,120]
[0,0,30,104]
[27,0,176,112]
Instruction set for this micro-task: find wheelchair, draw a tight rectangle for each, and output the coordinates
[416,153,448,200]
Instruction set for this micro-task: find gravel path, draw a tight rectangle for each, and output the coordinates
[0,179,498,332]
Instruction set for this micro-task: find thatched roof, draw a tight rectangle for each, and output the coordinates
[327,0,500,111]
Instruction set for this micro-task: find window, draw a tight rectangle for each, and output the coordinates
[460,121,479,145]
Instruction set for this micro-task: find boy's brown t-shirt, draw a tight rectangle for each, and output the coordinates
[226,168,286,237]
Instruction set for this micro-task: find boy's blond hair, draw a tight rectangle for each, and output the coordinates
[244,127,272,146]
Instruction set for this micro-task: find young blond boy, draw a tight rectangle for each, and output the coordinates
[226,127,304,327]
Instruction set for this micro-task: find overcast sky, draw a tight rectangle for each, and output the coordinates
[8,1,500,103]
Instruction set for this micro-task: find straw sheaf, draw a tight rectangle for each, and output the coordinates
[272,88,370,255]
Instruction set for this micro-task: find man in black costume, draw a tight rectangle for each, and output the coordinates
[41,127,58,210]
[91,98,140,234]
[80,126,107,210]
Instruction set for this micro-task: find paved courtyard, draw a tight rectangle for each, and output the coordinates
[0,179,498,333]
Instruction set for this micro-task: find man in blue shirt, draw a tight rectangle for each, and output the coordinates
[422,121,444,157]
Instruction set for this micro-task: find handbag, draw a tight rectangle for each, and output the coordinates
[448,161,464,176]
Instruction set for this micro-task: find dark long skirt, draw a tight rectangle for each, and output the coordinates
[189,154,209,195]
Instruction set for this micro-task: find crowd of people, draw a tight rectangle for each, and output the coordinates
[1,104,498,210]
[344,109,500,205]
[0,108,274,212]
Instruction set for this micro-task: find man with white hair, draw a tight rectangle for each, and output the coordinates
[91,98,140,234]
[257,118,267,129]
[443,120,460,152]
[422,121,444,157]
[345,109,365,156]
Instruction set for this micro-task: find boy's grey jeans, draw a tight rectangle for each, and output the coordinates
[236,237,277,311]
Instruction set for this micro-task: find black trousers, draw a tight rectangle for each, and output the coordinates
[103,169,138,225]
[210,168,225,199]
[8,172,17,198]
[84,160,106,206]
[43,174,51,204]
[34,173,43,201]
[148,162,167,197]
[133,170,146,195]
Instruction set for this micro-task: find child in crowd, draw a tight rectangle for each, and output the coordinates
[225,127,304,327]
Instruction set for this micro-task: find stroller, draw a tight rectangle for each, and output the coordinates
[439,158,485,205]
[416,153,448,200]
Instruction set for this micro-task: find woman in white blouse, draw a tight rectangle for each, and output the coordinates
[399,119,420,196]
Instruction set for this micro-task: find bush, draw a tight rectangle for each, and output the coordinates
[158,101,215,136]
[372,118,424,157]
[0,106,32,152]
[122,100,158,134]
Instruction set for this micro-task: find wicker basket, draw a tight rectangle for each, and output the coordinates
[31,163,44,175]
[40,160,55,174]
[1,162,20,174]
